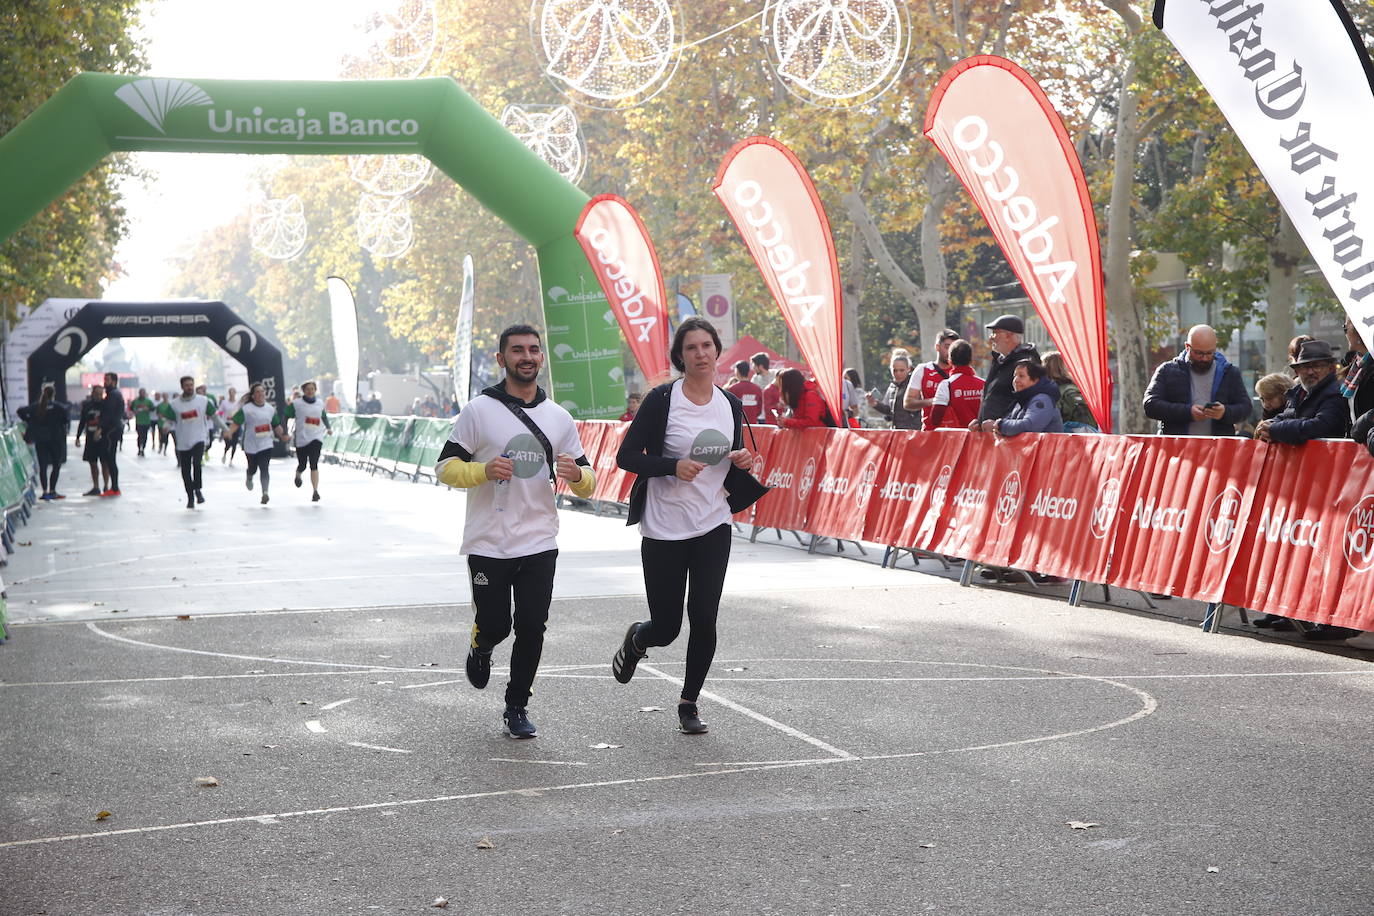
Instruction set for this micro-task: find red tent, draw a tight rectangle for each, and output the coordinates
[714,335,808,384]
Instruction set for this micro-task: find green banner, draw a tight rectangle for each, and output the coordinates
[0,73,625,418]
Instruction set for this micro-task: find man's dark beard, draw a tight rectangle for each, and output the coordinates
[1189,359,1212,374]
[505,363,538,383]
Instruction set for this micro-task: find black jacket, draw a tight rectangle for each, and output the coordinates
[978,342,1040,422]
[1142,351,1252,435]
[617,381,768,527]
[1267,373,1349,444]
[18,401,70,445]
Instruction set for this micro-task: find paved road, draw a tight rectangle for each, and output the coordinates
[3,451,1373,914]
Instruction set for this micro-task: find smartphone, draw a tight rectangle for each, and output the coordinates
[1204,401,1220,409]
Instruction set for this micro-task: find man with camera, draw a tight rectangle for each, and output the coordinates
[1143,324,1252,436]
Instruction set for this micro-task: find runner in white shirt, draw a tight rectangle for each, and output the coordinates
[155,375,221,509]
[284,381,331,502]
[433,324,596,739]
[610,317,763,735]
[222,383,288,506]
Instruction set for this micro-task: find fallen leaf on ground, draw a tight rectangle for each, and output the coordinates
[919,843,934,849]
[1206,866,1220,874]
[431,897,449,908]
[725,667,748,672]
[419,662,438,667]
[17,540,31,546]
[638,706,664,712]
[194,776,219,788]
[95,811,112,821]
[1066,821,1100,830]
[297,700,312,706]
[589,743,623,749]
[176,615,191,620]
[476,837,495,849]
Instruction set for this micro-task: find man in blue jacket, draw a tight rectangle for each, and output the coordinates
[1143,325,1252,435]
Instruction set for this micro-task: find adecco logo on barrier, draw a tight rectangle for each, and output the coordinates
[798,457,817,502]
[1205,485,1244,554]
[930,464,954,510]
[994,470,1022,527]
[1090,476,1120,539]
[1343,494,1374,572]
[856,461,878,511]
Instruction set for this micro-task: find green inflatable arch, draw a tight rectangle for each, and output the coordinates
[0,73,622,418]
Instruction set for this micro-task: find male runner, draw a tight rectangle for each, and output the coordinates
[157,376,219,509]
[284,380,331,502]
[130,388,155,457]
[99,371,125,495]
[434,324,595,739]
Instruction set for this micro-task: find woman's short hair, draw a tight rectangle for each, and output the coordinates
[670,316,722,373]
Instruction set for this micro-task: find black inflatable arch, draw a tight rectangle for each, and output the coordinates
[29,301,285,411]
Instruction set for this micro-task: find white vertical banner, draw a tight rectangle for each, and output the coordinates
[1154,0,1374,351]
[220,350,249,396]
[326,277,360,410]
[699,273,737,349]
[454,254,475,406]
[2,298,85,420]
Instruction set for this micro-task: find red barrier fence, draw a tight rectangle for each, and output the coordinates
[575,422,1374,631]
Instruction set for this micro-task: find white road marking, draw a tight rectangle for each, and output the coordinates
[320,698,357,711]
[0,671,392,688]
[639,663,856,760]
[488,758,588,766]
[306,720,326,733]
[347,741,411,754]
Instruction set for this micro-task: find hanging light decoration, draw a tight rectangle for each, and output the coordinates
[766,0,908,107]
[366,0,438,79]
[250,195,308,261]
[347,153,435,198]
[500,104,586,183]
[356,193,414,259]
[533,0,681,107]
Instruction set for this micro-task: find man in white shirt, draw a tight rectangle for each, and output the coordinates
[434,324,595,739]
[155,375,220,509]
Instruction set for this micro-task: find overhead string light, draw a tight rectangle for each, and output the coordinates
[501,104,587,183]
[250,194,308,261]
[767,0,909,107]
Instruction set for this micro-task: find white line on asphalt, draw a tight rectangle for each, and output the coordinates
[306,720,326,733]
[639,662,856,760]
[22,569,462,597]
[85,622,454,672]
[0,671,397,688]
[320,698,357,710]
[488,758,588,766]
[347,741,411,754]
[9,540,304,586]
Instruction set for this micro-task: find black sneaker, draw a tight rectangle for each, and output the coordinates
[245,471,253,491]
[195,490,205,504]
[311,491,321,502]
[612,622,647,684]
[260,493,269,505]
[502,706,536,739]
[186,496,195,510]
[466,647,491,689]
[1303,624,1362,641]
[678,703,708,735]
[294,472,303,488]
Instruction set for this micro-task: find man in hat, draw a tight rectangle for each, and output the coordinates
[1254,339,1349,445]
[903,328,961,430]
[1143,324,1252,436]
[973,315,1039,427]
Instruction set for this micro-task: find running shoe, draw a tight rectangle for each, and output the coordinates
[612,622,648,684]
[466,647,492,689]
[678,702,708,735]
[83,488,101,496]
[186,496,195,509]
[51,493,65,500]
[311,491,320,502]
[100,489,114,497]
[195,490,205,504]
[107,489,121,497]
[40,492,52,500]
[245,470,253,490]
[502,706,537,739]
[294,472,303,488]
[260,493,269,505]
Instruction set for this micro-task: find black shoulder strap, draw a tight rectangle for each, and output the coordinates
[501,400,556,481]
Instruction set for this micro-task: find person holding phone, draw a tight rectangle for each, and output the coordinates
[1143,324,1252,435]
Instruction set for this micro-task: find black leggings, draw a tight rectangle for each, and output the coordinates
[35,442,62,493]
[176,443,204,496]
[247,449,271,490]
[467,549,558,708]
[136,425,150,452]
[295,439,322,472]
[638,524,732,703]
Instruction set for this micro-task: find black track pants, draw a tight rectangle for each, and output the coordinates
[176,443,204,496]
[467,549,558,708]
[638,524,732,703]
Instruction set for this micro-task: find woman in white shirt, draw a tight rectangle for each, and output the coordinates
[222,384,287,505]
[610,317,765,734]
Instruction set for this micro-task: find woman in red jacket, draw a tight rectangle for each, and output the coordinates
[776,368,832,428]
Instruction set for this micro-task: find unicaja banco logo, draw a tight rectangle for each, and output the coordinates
[116,78,213,134]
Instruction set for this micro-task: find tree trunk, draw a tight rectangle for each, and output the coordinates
[840,159,953,364]
[1264,209,1303,373]
[842,222,867,379]
[1104,57,1152,434]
